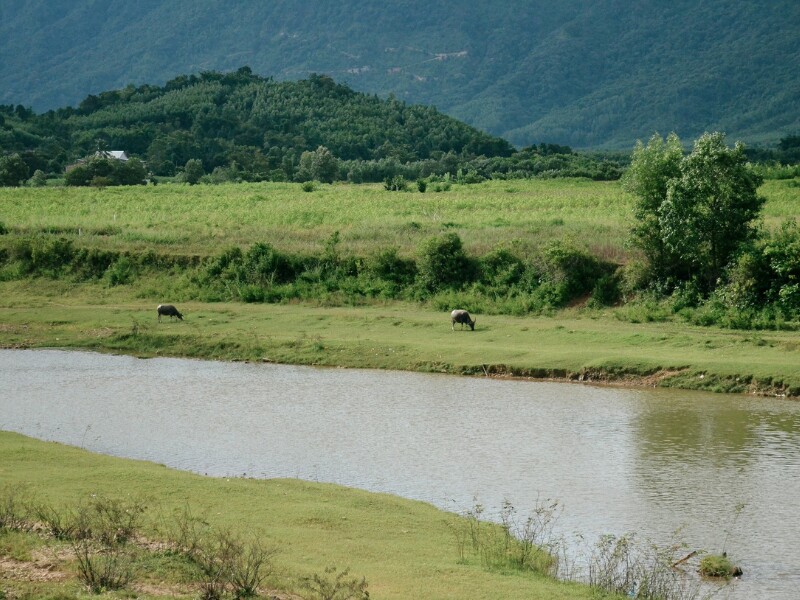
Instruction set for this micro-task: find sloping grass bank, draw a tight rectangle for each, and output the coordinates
[1,280,798,396]
[0,431,613,600]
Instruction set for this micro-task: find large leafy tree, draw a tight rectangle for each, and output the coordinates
[625,132,764,291]
[622,133,683,282]
[296,146,339,184]
[0,153,30,186]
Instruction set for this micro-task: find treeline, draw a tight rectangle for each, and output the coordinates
[0,68,625,186]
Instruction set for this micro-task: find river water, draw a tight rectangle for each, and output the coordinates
[1,349,799,599]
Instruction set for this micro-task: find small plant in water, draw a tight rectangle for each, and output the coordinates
[698,553,735,578]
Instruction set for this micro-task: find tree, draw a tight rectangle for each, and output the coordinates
[661,133,764,289]
[183,159,205,184]
[297,146,339,183]
[114,158,147,185]
[0,153,30,186]
[621,133,683,283]
[624,132,764,292]
[28,169,48,187]
[417,232,474,292]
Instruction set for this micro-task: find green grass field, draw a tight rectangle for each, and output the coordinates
[1,431,618,600]
[0,179,631,258]
[1,177,796,261]
[1,281,798,394]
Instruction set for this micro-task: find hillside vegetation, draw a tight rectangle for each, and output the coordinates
[0,69,627,184]
[1,0,798,148]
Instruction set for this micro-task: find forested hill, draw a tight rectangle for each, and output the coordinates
[1,0,799,149]
[0,69,514,177]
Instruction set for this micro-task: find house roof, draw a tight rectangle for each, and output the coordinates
[95,150,129,161]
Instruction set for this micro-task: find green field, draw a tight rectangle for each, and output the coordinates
[0,179,632,258]
[1,284,798,395]
[1,177,796,257]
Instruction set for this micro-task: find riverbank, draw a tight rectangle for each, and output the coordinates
[0,431,617,599]
[1,279,798,397]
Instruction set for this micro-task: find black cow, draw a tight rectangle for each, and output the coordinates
[157,304,183,322]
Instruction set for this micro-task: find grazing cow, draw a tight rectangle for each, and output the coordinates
[157,304,183,322]
[451,309,476,331]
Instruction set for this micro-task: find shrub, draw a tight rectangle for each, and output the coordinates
[301,565,369,600]
[183,159,205,185]
[0,153,30,186]
[537,241,613,306]
[479,247,527,289]
[29,236,74,276]
[30,502,79,540]
[416,232,475,292]
[69,496,145,593]
[71,247,118,280]
[588,272,622,308]
[764,219,800,314]
[365,247,416,286]
[244,242,296,285]
[28,169,47,187]
[72,536,133,592]
[193,529,276,600]
[105,256,136,286]
[0,485,29,531]
[456,168,484,184]
[90,176,113,188]
[384,175,408,191]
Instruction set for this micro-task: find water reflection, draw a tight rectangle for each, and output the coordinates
[1,349,799,600]
[629,392,800,599]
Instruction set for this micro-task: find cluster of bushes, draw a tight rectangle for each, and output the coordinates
[619,132,800,329]
[64,156,147,187]
[192,232,620,313]
[0,235,197,285]
[618,219,800,330]
[0,229,621,313]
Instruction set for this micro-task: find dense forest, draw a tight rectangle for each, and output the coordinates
[2,0,798,148]
[0,69,626,185]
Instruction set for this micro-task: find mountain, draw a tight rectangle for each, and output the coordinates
[1,0,799,148]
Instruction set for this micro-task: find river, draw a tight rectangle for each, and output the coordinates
[2,349,799,599]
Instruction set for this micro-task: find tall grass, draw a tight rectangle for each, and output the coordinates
[0,180,640,258]
[2,177,794,265]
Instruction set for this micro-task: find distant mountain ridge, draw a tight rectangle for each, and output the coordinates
[1,0,799,148]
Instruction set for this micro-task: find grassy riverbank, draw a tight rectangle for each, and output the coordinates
[1,279,799,395]
[0,431,616,599]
